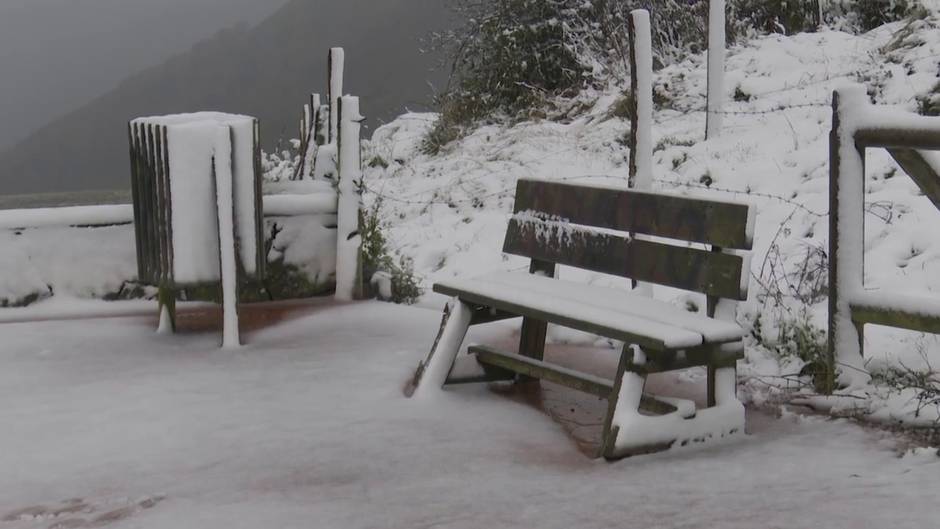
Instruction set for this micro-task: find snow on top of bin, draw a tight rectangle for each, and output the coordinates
[132,112,260,284]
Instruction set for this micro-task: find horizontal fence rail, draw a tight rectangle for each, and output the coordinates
[0,192,338,230]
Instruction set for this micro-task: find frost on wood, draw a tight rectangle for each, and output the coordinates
[830,85,874,389]
[335,96,364,302]
[130,112,260,284]
[630,9,653,191]
[411,299,473,399]
[213,126,241,348]
[328,48,345,143]
[629,9,655,298]
[706,0,726,139]
[608,349,744,456]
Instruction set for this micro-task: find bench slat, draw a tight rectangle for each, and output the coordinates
[434,275,708,350]
[503,219,748,300]
[469,272,744,343]
[514,179,753,250]
[470,346,685,415]
[472,345,615,398]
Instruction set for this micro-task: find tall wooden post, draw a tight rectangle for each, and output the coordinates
[628,9,653,191]
[328,48,345,144]
[828,86,870,392]
[335,95,364,301]
[706,0,726,140]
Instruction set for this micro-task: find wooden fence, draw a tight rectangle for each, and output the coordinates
[0,47,365,314]
[828,84,940,392]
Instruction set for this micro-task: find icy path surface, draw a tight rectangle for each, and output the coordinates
[0,301,937,528]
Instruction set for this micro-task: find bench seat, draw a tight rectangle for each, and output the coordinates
[434,271,745,351]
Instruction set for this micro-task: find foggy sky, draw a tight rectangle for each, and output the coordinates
[0,0,290,151]
[0,0,453,195]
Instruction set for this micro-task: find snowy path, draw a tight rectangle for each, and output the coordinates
[0,301,937,528]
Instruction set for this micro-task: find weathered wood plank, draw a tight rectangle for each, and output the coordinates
[503,218,747,300]
[887,148,940,212]
[855,127,940,150]
[471,345,615,398]
[512,179,753,249]
[128,122,146,282]
[518,260,555,382]
[850,304,940,334]
[433,283,669,350]
[623,344,742,375]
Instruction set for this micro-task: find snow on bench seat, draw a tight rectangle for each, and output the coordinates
[434,271,745,351]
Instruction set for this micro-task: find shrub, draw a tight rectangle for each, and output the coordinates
[360,201,422,304]
[425,0,634,149]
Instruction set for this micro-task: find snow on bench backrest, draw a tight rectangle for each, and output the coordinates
[503,178,753,301]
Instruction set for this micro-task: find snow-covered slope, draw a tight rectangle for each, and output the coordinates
[363,15,940,423]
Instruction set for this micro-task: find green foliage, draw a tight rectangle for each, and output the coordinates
[872,349,940,421]
[360,201,422,304]
[852,0,914,31]
[368,155,390,169]
[917,82,940,117]
[733,84,753,102]
[609,92,634,120]
[425,0,633,150]
[753,310,831,393]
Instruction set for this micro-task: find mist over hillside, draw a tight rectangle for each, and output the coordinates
[0,0,451,195]
[0,0,288,152]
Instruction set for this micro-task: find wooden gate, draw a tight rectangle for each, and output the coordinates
[828,84,940,392]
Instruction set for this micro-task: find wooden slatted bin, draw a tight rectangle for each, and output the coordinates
[128,113,265,341]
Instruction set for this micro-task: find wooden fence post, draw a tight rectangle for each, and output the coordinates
[335,95,364,301]
[628,9,653,191]
[628,10,654,298]
[828,86,869,392]
[328,47,345,144]
[706,0,726,140]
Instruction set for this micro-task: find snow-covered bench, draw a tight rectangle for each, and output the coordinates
[406,178,755,459]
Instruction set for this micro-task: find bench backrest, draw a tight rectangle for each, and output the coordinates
[503,179,754,301]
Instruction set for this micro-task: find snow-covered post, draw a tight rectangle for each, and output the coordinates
[335,95,364,301]
[328,47,345,144]
[628,10,654,298]
[705,0,726,140]
[827,86,871,392]
[213,126,241,348]
[295,93,322,181]
[628,9,653,191]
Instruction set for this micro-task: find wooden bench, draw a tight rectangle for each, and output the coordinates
[406,178,754,459]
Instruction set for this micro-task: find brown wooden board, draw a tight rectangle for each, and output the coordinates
[471,345,616,399]
[252,119,266,279]
[128,123,146,281]
[855,127,940,151]
[153,125,169,287]
[503,218,747,300]
[161,126,175,287]
[434,283,676,351]
[850,304,940,334]
[512,179,753,250]
[518,260,555,382]
[887,148,940,212]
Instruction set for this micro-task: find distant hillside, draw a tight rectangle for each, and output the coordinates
[0,0,450,194]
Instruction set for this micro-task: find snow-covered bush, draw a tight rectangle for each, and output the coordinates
[360,202,421,304]
[423,0,633,153]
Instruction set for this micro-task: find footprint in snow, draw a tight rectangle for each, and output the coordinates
[2,496,165,528]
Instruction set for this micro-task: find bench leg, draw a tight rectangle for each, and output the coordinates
[517,317,548,383]
[600,345,648,458]
[406,298,473,399]
[157,286,176,334]
[709,366,738,407]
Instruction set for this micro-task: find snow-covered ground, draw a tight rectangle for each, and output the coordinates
[0,301,937,529]
[362,16,940,425]
[3,15,940,525]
